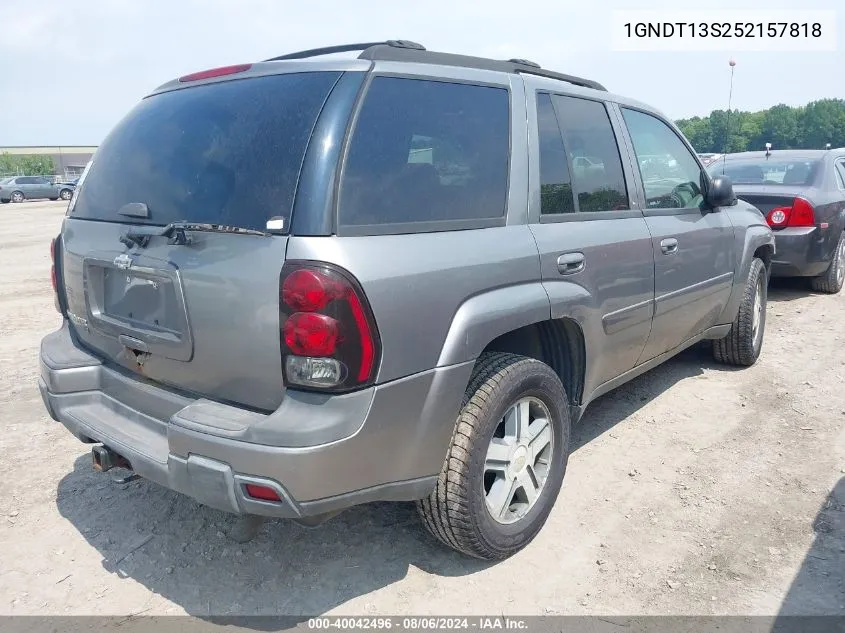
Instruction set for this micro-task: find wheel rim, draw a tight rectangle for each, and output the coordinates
[12,192,23,203]
[835,244,844,286]
[484,396,554,525]
[61,190,71,200]
[751,276,764,345]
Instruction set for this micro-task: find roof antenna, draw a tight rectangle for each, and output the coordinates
[720,58,736,175]
[765,142,772,158]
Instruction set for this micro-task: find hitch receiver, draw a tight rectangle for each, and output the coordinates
[92,445,131,473]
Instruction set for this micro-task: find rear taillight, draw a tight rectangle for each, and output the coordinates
[766,197,816,229]
[50,236,62,313]
[178,63,252,83]
[50,238,57,292]
[279,262,380,392]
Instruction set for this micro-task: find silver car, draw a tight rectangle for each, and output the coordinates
[39,40,774,559]
[0,176,74,203]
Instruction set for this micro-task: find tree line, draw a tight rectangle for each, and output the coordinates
[676,99,845,154]
[0,153,56,176]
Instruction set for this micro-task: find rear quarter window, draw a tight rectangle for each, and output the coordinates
[338,77,510,231]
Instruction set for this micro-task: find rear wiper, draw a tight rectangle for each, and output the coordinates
[120,222,269,248]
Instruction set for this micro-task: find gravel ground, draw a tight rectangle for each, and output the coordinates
[0,200,843,617]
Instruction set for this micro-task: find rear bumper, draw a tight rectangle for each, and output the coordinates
[770,227,831,278]
[39,322,472,518]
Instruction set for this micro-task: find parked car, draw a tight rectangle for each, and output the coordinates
[698,153,723,167]
[0,176,75,203]
[39,40,774,560]
[708,150,845,293]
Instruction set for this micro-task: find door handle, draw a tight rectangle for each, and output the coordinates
[557,252,585,275]
[660,238,679,255]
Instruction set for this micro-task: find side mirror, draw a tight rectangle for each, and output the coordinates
[706,175,737,209]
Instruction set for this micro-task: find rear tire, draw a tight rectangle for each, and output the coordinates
[10,191,24,203]
[417,352,570,560]
[713,257,767,367]
[810,233,845,294]
[59,188,73,201]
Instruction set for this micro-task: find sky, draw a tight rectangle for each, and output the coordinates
[0,0,841,146]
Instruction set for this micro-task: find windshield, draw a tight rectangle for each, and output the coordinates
[0,177,13,185]
[69,71,341,231]
[707,158,822,186]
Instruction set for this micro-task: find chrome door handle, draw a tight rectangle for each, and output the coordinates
[660,238,679,255]
[557,252,585,275]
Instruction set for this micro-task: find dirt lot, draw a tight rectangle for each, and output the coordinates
[0,200,843,618]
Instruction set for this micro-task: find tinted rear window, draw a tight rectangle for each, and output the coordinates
[70,72,341,231]
[708,158,822,186]
[338,77,510,229]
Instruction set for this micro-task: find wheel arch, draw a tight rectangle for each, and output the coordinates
[719,224,775,324]
[436,282,588,413]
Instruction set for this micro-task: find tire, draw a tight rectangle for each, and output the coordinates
[49,197,58,201]
[59,188,73,201]
[810,232,845,294]
[10,191,24,203]
[417,352,571,560]
[713,257,767,367]
[0,199,9,204]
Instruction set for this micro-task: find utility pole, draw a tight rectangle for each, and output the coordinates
[721,59,736,174]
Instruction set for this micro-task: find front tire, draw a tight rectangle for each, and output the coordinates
[417,352,570,560]
[810,233,845,294]
[713,257,767,366]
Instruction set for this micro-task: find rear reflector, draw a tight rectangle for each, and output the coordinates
[178,63,252,83]
[244,484,281,502]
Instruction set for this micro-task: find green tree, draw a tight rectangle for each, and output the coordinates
[0,153,56,176]
[675,99,845,152]
[761,104,801,150]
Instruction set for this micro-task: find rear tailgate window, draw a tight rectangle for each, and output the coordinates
[708,158,822,186]
[70,71,341,232]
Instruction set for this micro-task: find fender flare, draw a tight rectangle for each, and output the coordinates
[436,281,591,368]
[721,222,775,323]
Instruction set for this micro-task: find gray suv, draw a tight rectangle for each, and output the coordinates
[39,41,775,559]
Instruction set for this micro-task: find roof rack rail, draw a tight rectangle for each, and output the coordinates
[264,40,425,62]
[356,43,607,91]
[262,40,606,91]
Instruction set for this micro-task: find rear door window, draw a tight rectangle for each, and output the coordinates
[550,96,629,212]
[537,93,575,215]
[69,72,342,232]
[338,77,510,229]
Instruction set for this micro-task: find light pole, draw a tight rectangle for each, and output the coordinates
[720,59,736,174]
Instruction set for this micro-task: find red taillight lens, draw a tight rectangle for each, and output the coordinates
[279,262,380,392]
[178,63,252,83]
[766,198,816,229]
[282,269,344,312]
[283,312,340,356]
[766,206,791,228]
[244,484,281,502]
[50,238,57,292]
[789,197,815,227]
